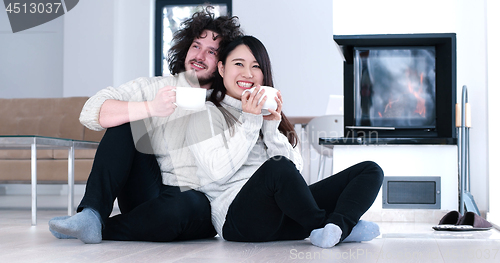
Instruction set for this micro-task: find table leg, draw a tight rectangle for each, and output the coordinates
[68,143,75,216]
[31,138,37,226]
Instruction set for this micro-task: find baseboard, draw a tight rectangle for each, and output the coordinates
[363,209,491,223]
[362,209,451,223]
[0,184,86,196]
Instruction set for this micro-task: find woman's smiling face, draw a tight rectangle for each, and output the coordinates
[218,44,264,100]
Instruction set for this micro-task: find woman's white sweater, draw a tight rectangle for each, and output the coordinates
[186,95,303,238]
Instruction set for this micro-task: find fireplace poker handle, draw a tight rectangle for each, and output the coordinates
[465,103,471,128]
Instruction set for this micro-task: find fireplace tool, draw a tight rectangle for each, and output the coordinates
[457,85,480,215]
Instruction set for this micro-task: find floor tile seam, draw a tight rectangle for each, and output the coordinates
[372,237,385,263]
[433,238,449,263]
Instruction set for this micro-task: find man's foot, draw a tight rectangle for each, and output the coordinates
[343,220,380,243]
[49,208,102,244]
[48,216,76,239]
[309,223,342,248]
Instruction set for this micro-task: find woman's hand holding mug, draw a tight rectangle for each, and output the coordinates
[242,85,279,116]
[263,90,282,121]
[242,86,266,115]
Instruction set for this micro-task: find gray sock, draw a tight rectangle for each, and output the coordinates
[49,208,102,244]
[343,220,380,243]
[309,223,342,248]
[48,216,76,239]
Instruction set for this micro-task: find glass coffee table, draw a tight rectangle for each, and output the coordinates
[0,136,99,225]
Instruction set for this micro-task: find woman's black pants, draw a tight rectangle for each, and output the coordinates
[222,156,384,242]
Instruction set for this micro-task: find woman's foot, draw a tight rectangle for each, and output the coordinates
[48,208,102,244]
[343,220,380,242]
[309,223,342,248]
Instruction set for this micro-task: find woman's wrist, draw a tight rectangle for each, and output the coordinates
[261,119,280,136]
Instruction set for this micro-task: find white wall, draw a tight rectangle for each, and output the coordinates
[233,0,342,117]
[112,0,152,88]
[455,0,489,215]
[487,0,500,224]
[0,6,64,98]
[62,0,152,97]
[62,0,115,97]
[332,0,458,35]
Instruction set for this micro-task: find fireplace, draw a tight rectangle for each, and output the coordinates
[335,33,456,142]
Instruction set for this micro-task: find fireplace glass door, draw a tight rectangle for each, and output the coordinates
[353,47,437,129]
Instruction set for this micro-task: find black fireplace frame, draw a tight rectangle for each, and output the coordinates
[335,33,456,141]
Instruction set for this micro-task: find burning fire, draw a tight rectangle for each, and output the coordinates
[378,72,427,118]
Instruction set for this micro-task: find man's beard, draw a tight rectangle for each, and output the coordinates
[197,73,215,86]
[185,69,216,88]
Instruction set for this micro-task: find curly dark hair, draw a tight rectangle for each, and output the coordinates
[167,6,243,75]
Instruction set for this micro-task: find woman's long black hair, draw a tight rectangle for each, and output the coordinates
[209,36,298,147]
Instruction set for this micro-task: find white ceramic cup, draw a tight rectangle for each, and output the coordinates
[242,86,278,115]
[174,87,207,110]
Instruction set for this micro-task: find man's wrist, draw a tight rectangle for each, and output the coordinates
[144,101,152,118]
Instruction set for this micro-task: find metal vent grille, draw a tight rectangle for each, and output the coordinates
[382,176,441,209]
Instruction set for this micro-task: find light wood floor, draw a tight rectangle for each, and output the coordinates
[1,194,500,262]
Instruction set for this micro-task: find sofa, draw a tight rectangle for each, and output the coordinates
[0,97,105,184]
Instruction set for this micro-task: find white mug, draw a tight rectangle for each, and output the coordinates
[242,86,278,115]
[175,87,206,110]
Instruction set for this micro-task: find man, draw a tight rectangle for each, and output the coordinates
[49,7,243,244]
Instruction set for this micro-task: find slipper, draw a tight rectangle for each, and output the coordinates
[439,211,462,225]
[432,211,462,231]
[433,211,492,231]
[456,212,492,231]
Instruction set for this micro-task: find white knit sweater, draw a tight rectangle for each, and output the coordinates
[79,73,204,188]
[186,95,303,238]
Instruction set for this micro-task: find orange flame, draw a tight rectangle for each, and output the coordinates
[384,98,399,113]
[407,72,426,117]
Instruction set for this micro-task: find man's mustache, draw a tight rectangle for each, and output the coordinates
[188,59,208,69]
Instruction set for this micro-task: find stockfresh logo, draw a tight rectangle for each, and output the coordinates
[3,0,79,33]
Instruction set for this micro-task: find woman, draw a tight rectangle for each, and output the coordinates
[186,36,384,248]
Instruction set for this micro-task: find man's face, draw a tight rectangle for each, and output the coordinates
[184,30,221,87]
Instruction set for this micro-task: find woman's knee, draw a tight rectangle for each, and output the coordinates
[264,155,296,169]
[253,156,303,184]
[360,161,384,184]
[258,156,297,176]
